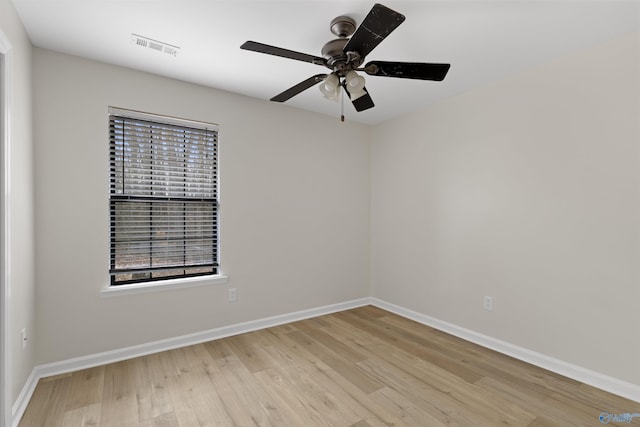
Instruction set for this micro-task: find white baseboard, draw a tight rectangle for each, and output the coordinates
[10,368,37,427]
[11,297,370,427]
[370,298,640,404]
[12,296,640,426]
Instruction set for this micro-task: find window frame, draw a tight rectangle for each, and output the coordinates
[108,106,221,287]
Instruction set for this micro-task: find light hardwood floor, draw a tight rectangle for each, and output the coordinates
[19,306,637,426]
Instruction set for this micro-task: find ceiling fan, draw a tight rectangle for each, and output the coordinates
[240,3,450,118]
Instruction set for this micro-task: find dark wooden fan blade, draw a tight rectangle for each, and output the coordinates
[352,89,375,112]
[343,4,405,59]
[365,61,451,81]
[343,85,375,112]
[271,74,327,102]
[241,41,326,66]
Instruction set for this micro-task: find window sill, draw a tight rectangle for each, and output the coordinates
[100,274,229,297]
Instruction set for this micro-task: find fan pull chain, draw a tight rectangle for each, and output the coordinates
[340,82,345,122]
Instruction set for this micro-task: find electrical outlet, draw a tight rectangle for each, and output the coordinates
[20,328,27,350]
[483,296,494,311]
[228,287,237,303]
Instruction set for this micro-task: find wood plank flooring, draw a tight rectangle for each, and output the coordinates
[18,306,637,426]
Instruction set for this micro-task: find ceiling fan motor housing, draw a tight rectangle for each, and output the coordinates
[321,38,363,75]
[321,38,348,67]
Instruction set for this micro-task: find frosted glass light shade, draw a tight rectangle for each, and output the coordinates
[346,71,366,101]
[320,73,340,102]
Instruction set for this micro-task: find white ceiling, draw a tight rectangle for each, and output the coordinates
[12,0,640,125]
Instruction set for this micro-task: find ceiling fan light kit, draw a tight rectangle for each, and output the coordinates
[240,3,451,120]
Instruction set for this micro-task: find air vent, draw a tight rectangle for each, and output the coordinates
[131,33,180,57]
[134,37,148,48]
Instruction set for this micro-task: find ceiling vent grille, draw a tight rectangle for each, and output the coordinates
[131,33,180,57]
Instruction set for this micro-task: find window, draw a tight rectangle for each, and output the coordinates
[109,107,219,285]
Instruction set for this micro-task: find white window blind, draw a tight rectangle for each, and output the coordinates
[109,108,219,285]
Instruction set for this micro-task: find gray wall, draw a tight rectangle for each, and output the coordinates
[371,32,640,385]
[33,48,371,365]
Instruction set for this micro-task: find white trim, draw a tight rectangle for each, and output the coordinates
[100,274,229,297]
[108,106,219,131]
[10,297,370,426]
[370,298,640,403]
[0,27,12,427]
[9,370,34,427]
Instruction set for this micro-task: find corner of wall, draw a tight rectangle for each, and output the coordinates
[0,0,38,421]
